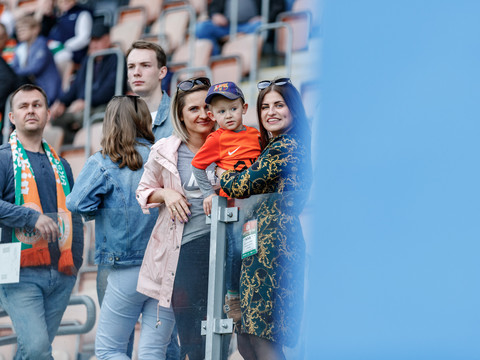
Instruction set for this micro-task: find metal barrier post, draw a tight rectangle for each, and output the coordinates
[83,48,124,160]
[203,196,238,360]
[2,94,12,145]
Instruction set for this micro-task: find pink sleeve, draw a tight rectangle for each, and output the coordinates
[136,151,165,214]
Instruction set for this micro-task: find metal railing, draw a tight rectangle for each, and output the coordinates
[83,47,125,159]
[0,294,96,346]
[249,22,293,105]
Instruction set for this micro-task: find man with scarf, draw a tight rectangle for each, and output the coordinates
[0,84,83,359]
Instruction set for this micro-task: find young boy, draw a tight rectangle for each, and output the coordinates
[191,81,261,323]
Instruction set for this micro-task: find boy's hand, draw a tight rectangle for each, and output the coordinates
[203,194,215,216]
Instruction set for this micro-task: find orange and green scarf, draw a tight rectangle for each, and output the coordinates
[9,130,75,275]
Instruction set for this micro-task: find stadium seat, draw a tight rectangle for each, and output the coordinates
[43,125,65,153]
[129,0,163,25]
[150,2,194,55]
[209,55,242,84]
[171,38,213,73]
[276,10,312,53]
[111,17,145,54]
[220,33,263,78]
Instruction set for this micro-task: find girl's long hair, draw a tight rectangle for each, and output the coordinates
[101,96,155,171]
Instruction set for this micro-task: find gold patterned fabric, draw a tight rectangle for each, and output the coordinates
[221,132,311,346]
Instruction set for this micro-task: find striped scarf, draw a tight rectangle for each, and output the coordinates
[9,130,75,275]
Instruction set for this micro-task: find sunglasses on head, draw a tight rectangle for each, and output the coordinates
[257,78,292,90]
[177,77,211,91]
[113,95,140,112]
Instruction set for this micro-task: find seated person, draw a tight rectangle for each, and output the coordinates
[50,22,124,144]
[47,0,92,83]
[0,23,22,136]
[195,0,285,55]
[11,15,61,105]
[0,1,15,37]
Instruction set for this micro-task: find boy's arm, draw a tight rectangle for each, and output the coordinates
[192,166,216,197]
[192,166,216,216]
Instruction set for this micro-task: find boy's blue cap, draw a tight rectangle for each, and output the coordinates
[205,81,245,104]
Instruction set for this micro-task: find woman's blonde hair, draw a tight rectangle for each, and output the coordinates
[101,96,154,171]
[171,77,211,143]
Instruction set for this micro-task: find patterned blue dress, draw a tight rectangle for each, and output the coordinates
[220,131,311,346]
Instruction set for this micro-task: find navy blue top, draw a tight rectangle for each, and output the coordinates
[58,53,124,108]
[48,5,91,63]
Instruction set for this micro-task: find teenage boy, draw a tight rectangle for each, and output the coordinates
[191,81,261,324]
[126,40,172,140]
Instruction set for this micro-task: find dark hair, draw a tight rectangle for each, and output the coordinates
[256,81,311,150]
[126,40,167,68]
[171,76,211,142]
[10,84,48,109]
[101,96,154,171]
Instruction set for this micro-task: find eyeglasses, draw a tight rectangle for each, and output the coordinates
[257,78,292,90]
[113,95,140,112]
[177,77,211,92]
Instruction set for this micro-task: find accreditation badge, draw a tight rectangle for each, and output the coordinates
[241,219,258,259]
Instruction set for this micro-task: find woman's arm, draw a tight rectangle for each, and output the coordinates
[66,156,106,221]
[220,135,302,198]
[136,151,191,222]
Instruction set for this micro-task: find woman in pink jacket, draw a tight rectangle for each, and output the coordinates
[136,77,218,360]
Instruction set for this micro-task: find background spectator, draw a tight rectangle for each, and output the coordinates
[0,0,15,37]
[11,15,61,105]
[48,0,92,86]
[196,0,285,55]
[0,22,21,129]
[50,21,122,144]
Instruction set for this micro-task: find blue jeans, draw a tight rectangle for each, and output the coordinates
[195,19,262,55]
[96,264,180,359]
[225,223,242,293]
[95,266,176,360]
[0,267,76,360]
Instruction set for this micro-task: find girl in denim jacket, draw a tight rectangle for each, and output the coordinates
[66,96,175,359]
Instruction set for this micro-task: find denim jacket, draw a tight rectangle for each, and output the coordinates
[152,91,173,141]
[66,138,157,266]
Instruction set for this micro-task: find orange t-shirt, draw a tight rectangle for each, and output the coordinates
[192,126,261,171]
[192,126,261,197]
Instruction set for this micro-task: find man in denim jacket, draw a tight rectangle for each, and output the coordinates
[0,84,83,359]
[126,40,173,141]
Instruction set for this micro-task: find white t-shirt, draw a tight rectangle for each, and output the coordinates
[150,111,157,126]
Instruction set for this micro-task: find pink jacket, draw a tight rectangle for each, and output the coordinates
[136,135,185,307]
